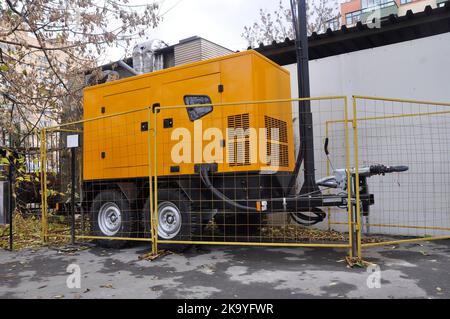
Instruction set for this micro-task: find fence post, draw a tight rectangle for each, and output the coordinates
[152,108,159,255]
[342,97,354,258]
[70,147,76,245]
[40,129,48,243]
[325,121,332,232]
[148,108,158,255]
[352,96,363,260]
[8,157,14,251]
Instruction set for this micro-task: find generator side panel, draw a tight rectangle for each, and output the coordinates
[252,54,295,173]
[83,51,294,184]
[83,77,154,181]
[145,52,264,177]
[153,59,222,176]
[219,53,260,174]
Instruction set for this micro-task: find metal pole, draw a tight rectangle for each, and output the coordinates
[297,0,317,194]
[71,147,76,245]
[8,160,13,251]
[351,175,358,258]
[290,0,318,194]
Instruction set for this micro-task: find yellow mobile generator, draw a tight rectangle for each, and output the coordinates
[83,50,406,249]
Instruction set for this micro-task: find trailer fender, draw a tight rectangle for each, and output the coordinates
[173,180,193,202]
[117,182,138,204]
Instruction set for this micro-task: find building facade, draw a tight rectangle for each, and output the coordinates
[338,0,448,28]
[257,4,450,236]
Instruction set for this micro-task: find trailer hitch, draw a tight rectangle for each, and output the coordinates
[316,164,409,217]
[316,165,409,191]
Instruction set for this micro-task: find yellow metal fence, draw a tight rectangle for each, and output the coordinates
[38,95,450,259]
[39,97,357,256]
[352,96,450,251]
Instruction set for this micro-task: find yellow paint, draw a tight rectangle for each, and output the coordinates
[39,129,49,243]
[83,50,295,181]
[352,97,363,259]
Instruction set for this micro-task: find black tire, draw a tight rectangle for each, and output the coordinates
[143,189,200,253]
[91,190,137,249]
[215,212,263,242]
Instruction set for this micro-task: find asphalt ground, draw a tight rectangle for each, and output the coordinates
[1,240,449,299]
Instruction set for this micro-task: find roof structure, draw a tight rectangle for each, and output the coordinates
[255,2,450,65]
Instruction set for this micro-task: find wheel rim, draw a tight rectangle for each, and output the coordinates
[158,202,182,240]
[98,202,122,236]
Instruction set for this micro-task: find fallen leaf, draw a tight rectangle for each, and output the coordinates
[139,250,171,261]
[329,282,338,287]
[100,284,114,289]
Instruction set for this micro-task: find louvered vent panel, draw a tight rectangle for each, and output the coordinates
[265,116,289,167]
[228,114,251,167]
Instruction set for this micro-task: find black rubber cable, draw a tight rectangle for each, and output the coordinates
[200,169,259,212]
[200,168,326,225]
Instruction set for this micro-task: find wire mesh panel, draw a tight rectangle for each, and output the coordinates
[39,96,360,254]
[152,97,354,251]
[0,131,43,249]
[353,96,450,250]
[40,127,81,244]
[37,94,450,258]
[41,108,156,247]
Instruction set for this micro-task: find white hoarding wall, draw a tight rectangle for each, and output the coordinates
[285,32,450,236]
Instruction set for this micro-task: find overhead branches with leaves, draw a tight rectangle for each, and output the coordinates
[242,0,339,48]
[0,0,161,145]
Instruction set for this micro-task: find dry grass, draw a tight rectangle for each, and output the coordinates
[1,214,384,250]
[261,225,384,244]
[0,213,70,250]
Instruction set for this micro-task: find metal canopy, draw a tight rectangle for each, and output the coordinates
[255,3,450,65]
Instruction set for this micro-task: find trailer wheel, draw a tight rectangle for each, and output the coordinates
[143,189,200,253]
[91,190,137,249]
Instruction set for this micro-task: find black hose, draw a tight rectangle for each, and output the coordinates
[287,142,305,194]
[199,169,259,212]
[200,168,326,226]
[290,208,326,227]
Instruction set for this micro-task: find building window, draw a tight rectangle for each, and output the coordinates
[326,17,341,31]
[400,0,412,4]
[184,95,213,121]
[362,0,398,9]
[346,11,362,26]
